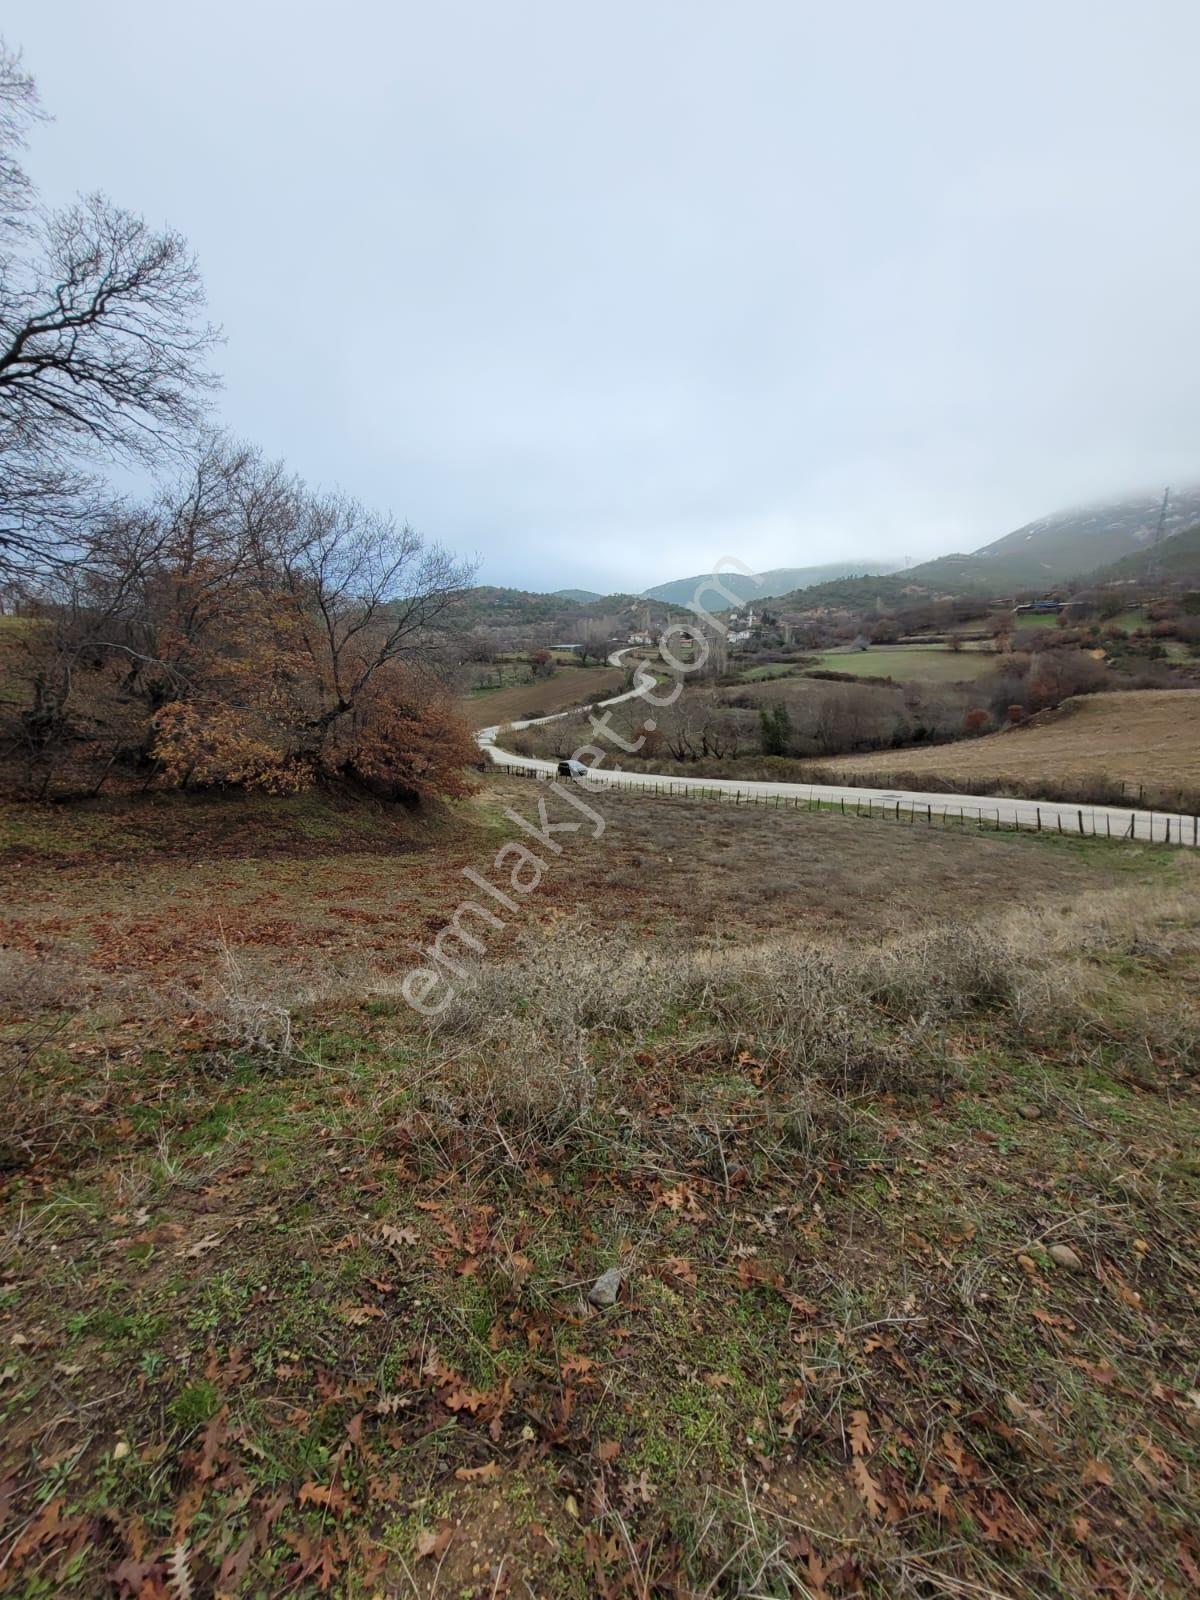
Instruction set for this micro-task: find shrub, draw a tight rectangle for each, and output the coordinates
[394,889,1200,1173]
[0,948,89,1017]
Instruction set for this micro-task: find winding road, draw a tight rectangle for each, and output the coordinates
[476,651,1199,847]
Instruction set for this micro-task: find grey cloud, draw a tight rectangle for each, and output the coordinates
[8,0,1200,590]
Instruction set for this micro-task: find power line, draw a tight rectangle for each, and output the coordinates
[1148,487,1170,583]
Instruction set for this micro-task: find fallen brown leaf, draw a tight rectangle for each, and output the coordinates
[414,1523,452,1560]
[849,1410,872,1458]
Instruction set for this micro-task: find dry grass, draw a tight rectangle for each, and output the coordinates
[0,778,1161,1041]
[414,887,1200,1133]
[820,689,1200,795]
[2,781,1199,1596]
[0,946,90,1017]
[518,778,1164,945]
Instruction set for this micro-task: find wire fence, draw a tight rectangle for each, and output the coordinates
[490,762,1200,848]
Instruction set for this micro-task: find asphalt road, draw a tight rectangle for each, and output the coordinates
[476,652,1198,847]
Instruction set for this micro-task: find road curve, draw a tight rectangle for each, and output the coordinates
[476,651,1198,847]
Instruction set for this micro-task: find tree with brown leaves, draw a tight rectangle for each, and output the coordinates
[3,443,478,802]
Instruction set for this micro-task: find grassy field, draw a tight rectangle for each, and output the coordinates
[737,662,804,682]
[1105,608,1152,633]
[460,663,624,729]
[1,777,1199,1596]
[804,646,998,682]
[462,664,539,694]
[821,690,1200,797]
[1014,609,1153,638]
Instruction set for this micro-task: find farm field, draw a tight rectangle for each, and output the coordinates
[459,662,624,729]
[1104,608,1152,633]
[821,689,1200,793]
[0,777,1156,986]
[1014,608,1153,638]
[2,777,1199,1596]
[803,645,998,681]
[462,663,541,693]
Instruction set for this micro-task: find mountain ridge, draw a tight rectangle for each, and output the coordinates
[640,562,895,608]
[462,486,1200,622]
[768,486,1200,610]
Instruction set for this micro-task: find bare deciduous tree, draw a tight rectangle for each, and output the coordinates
[0,41,219,591]
[0,43,40,236]
[809,683,887,755]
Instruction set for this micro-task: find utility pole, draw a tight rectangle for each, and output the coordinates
[1148,487,1170,584]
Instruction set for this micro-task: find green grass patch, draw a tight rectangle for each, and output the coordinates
[804,645,997,681]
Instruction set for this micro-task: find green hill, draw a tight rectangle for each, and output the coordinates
[1086,522,1200,585]
[446,586,676,630]
[949,490,1200,586]
[642,562,891,607]
[450,490,1200,627]
[775,487,1200,611]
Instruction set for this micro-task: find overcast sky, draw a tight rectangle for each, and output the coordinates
[7,1,1200,592]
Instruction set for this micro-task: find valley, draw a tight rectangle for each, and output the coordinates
[3,13,1200,1594]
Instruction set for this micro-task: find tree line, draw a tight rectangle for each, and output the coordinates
[0,43,475,802]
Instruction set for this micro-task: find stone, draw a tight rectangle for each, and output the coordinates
[1018,1105,1042,1120]
[587,1267,624,1307]
[1048,1243,1084,1272]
